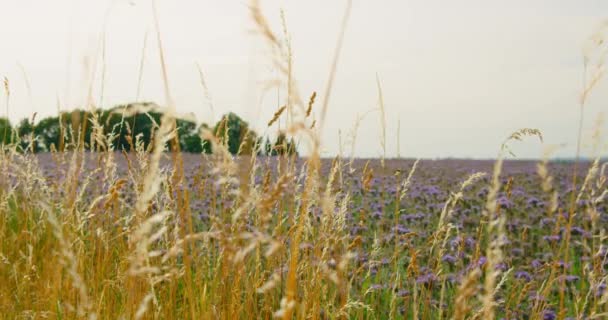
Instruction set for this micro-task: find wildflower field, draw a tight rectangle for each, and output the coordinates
[1,1,608,319]
[1,150,606,319]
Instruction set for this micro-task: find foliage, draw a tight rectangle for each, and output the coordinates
[0,118,12,145]
[1,103,297,155]
[270,132,298,156]
[213,112,258,155]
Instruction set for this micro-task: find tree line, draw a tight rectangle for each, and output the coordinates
[0,102,297,155]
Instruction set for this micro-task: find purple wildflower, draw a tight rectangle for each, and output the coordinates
[514,271,532,282]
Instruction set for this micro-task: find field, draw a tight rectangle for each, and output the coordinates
[1,151,606,319]
[1,2,608,319]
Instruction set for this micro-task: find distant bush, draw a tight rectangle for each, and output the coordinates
[0,102,297,155]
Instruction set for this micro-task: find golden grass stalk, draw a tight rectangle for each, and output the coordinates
[268,105,287,127]
[480,128,542,318]
[399,159,420,201]
[453,269,481,320]
[317,0,352,138]
[306,91,316,118]
[196,62,215,123]
[397,118,401,158]
[3,77,10,145]
[479,157,504,320]
[43,202,96,319]
[376,73,387,168]
[347,109,376,174]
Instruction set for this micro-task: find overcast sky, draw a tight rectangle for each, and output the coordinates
[0,0,607,158]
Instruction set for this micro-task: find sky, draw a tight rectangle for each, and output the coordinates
[0,0,607,159]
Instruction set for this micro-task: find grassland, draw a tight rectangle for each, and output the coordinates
[1,1,608,319]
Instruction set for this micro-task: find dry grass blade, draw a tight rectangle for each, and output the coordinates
[3,77,10,145]
[376,73,387,168]
[453,269,481,320]
[306,91,316,118]
[249,0,279,46]
[196,62,215,122]
[317,0,353,137]
[268,105,286,127]
[501,128,543,157]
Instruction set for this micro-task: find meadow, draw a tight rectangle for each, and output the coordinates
[1,1,608,319]
[1,149,606,319]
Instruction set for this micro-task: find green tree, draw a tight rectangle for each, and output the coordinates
[254,136,264,156]
[213,113,258,155]
[176,119,213,153]
[17,118,34,150]
[8,102,290,155]
[263,137,272,156]
[195,123,213,154]
[33,116,60,151]
[271,132,298,156]
[0,118,12,145]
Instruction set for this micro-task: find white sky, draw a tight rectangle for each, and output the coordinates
[0,0,607,158]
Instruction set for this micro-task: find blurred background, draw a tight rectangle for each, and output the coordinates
[0,0,607,158]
